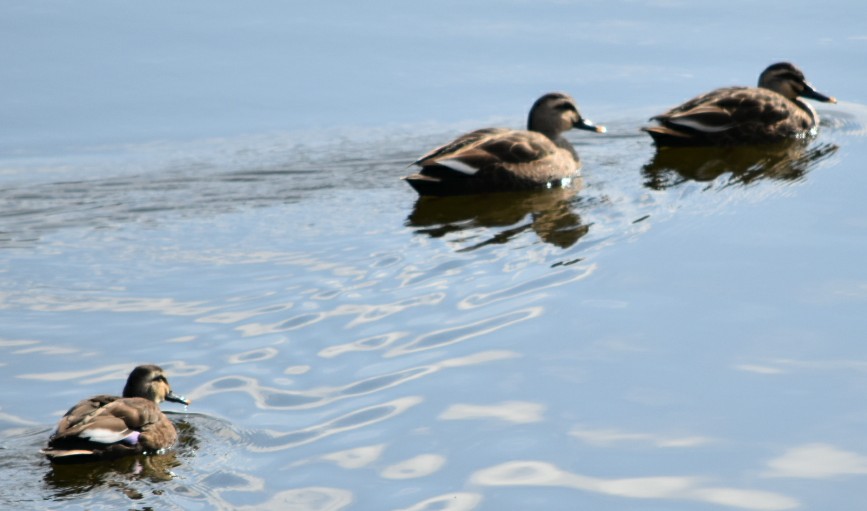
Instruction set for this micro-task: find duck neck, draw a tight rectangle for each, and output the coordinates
[531,125,560,140]
[553,136,580,162]
[794,97,819,126]
[123,382,144,398]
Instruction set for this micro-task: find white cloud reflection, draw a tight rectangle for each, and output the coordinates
[0,408,40,426]
[238,487,353,511]
[392,492,483,511]
[236,293,444,338]
[381,454,446,480]
[249,397,423,452]
[319,332,407,358]
[733,364,785,375]
[189,351,517,411]
[458,265,596,310]
[569,425,713,448]
[385,308,542,358]
[19,360,206,385]
[764,443,867,479]
[439,401,545,424]
[0,292,214,316]
[734,358,867,375]
[320,444,385,469]
[471,461,798,510]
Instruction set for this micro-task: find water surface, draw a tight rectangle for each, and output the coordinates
[2,1,867,510]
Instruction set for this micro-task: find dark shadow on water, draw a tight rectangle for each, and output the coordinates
[407,186,589,250]
[44,451,180,499]
[642,141,839,191]
[42,417,197,499]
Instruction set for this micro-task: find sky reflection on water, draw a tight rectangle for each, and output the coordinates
[2,1,867,510]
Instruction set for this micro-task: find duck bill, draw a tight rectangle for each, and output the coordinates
[575,118,607,133]
[802,82,837,104]
[166,390,191,405]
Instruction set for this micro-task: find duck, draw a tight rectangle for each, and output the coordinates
[404,92,606,196]
[643,62,836,146]
[43,364,190,462]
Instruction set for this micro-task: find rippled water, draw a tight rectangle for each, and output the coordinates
[3,2,867,510]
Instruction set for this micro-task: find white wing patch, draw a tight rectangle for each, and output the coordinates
[79,427,132,444]
[668,117,734,133]
[436,159,479,175]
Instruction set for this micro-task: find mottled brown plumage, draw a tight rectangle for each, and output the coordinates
[644,62,836,146]
[43,364,190,462]
[404,93,605,195]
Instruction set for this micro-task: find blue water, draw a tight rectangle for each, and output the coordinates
[2,1,867,510]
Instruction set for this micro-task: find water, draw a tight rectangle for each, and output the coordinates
[2,1,867,510]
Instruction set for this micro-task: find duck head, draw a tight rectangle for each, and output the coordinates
[527,92,606,139]
[122,364,190,405]
[759,62,836,104]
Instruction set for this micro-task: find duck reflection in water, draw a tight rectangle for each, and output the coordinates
[43,418,196,498]
[642,141,838,191]
[407,186,588,250]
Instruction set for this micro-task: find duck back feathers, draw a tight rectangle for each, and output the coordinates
[644,62,835,146]
[44,365,189,462]
[405,92,604,196]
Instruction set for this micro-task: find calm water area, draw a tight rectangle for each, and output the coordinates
[2,1,867,510]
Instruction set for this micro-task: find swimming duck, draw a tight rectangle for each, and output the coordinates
[404,92,605,195]
[43,364,190,462]
[643,62,836,146]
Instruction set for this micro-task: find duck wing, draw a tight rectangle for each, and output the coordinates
[476,130,560,163]
[412,128,509,166]
[646,87,803,145]
[415,129,562,175]
[406,128,577,195]
[45,396,176,460]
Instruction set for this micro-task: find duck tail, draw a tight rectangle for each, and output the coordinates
[642,126,700,147]
[42,448,98,462]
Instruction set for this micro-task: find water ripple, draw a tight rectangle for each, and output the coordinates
[236,293,445,337]
[458,265,596,310]
[191,350,518,412]
[438,401,545,424]
[380,454,446,479]
[317,444,386,469]
[0,291,215,316]
[238,487,353,511]
[246,396,422,452]
[471,461,799,510]
[319,332,408,359]
[385,308,542,357]
[394,493,483,511]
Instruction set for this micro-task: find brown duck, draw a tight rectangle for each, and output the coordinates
[644,62,836,146]
[43,364,190,462]
[404,92,605,195]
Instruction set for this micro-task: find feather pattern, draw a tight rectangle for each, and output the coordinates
[405,93,605,196]
[43,365,189,462]
[644,62,836,146]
